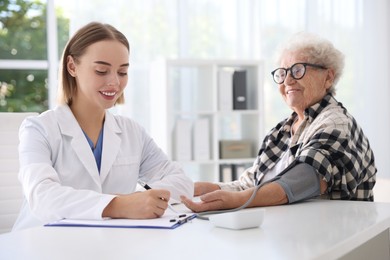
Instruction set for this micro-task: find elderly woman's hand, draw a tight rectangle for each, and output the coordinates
[181,189,250,213]
[194,182,221,196]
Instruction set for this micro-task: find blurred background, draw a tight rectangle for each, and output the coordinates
[1,0,389,199]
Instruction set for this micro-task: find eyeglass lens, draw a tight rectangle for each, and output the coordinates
[273,63,306,84]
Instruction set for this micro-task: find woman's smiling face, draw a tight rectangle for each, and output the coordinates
[278,50,334,115]
[67,40,129,111]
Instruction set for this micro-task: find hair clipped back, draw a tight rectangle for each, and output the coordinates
[275,32,345,95]
[58,22,130,105]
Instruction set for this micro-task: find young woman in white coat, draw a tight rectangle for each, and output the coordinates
[13,22,194,231]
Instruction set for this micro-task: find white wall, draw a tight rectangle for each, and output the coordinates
[357,0,390,201]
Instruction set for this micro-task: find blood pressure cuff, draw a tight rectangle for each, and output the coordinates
[273,163,321,203]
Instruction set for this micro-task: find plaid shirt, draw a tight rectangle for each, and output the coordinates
[219,94,377,201]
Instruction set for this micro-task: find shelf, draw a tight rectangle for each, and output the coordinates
[150,58,264,182]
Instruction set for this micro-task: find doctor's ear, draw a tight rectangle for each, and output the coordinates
[67,55,77,77]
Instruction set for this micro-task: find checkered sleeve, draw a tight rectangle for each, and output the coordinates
[296,124,376,201]
[217,167,256,191]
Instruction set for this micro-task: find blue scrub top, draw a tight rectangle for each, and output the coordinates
[83,128,104,173]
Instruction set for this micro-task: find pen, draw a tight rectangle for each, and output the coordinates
[139,181,152,190]
[138,180,179,213]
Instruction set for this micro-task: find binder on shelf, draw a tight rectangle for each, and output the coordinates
[174,119,192,161]
[233,70,247,110]
[219,140,252,159]
[193,118,211,161]
[219,164,233,182]
[233,163,247,180]
[217,68,234,111]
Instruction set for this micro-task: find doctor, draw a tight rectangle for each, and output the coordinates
[13,22,193,231]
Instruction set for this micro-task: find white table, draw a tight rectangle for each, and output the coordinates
[1,200,390,260]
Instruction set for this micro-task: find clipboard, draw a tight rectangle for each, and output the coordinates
[44,212,197,230]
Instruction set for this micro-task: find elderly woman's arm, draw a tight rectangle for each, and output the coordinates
[181,182,287,212]
[182,163,328,212]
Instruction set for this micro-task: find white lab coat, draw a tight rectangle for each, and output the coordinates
[13,105,193,231]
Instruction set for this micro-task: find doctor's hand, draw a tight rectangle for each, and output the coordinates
[181,189,250,213]
[103,189,170,219]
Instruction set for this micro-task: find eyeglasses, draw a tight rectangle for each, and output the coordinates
[271,63,327,84]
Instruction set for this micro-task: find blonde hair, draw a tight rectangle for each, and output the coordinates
[275,32,345,95]
[58,22,129,105]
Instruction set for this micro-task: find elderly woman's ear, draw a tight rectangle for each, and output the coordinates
[325,68,335,91]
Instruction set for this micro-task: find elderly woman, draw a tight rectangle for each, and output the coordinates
[181,32,377,212]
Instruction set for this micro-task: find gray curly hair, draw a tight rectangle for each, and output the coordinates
[275,32,345,95]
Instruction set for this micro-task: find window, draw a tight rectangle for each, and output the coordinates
[0,0,68,112]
